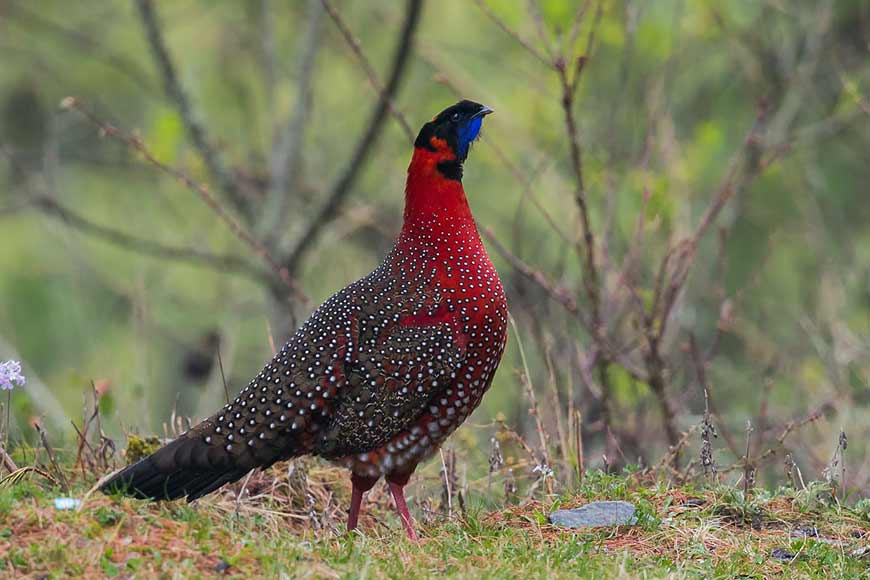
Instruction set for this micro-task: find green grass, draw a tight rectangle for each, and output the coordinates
[1,464,868,579]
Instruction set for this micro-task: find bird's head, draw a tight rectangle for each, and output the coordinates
[412,100,493,181]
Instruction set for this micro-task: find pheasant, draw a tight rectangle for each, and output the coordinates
[101,100,508,541]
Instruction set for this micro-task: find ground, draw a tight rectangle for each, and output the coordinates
[1,463,868,579]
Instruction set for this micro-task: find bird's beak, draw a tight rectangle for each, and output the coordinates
[473,105,494,119]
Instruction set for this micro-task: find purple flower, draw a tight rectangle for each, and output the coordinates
[0,360,26,391]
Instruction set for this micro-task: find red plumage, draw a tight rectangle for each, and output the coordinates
[101,101,507,540]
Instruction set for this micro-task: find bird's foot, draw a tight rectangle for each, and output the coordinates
[388,480,419,542]
[347,474,378,532]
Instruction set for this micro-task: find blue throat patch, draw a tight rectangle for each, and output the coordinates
[457,116,483,158]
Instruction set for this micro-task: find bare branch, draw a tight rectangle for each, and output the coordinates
[31,196,274,287]
[691,105,767,245]
[555,10,604,339]
[283,0,423,273]
[482,227,587,326]
[7,2,158,95]
[414,54,573,244]
[62,97,309,305]
[134,0,248,215]
[320,0,415,140]
[472,0,550,66]
[259,0,325,244]
[525,0,555,61]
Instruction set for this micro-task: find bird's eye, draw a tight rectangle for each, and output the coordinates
[451,112,461,122]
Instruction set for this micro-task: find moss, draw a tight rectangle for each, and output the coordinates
[123,435,161,464]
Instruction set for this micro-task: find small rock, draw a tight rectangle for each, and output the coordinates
[53,497,81,510]
[549,501,637,528]
[770,548,795,561]
[851,546,870,559]
[791,526,818,538]
[214,558,231,574]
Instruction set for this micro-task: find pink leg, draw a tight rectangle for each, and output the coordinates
[387,480,419,542]
[348,474,378,532]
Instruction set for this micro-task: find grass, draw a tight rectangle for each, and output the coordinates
[1,461,868,579]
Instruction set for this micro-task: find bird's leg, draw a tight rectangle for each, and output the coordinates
[386,473,418,542]
[348,473,378,532]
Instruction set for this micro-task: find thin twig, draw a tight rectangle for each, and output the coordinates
[509,315,552,478]
[483,227,587,324]
[284,0,423,273]
[690,334,719,481]
[472,0,550,65]
[30,195,273,286]
[62,97,308,304]
[260,0,325,243]
[134,0,248,215]
[320,0,414,140]
[742,420,755,498]
[35,423,69,494]
[216,348,230,405]
[0,444,18,474]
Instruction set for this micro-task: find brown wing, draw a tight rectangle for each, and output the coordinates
[315,314,464,458]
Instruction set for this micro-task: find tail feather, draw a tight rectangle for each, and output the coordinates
[100,433,250,502]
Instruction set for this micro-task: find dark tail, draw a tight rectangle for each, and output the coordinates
[100,432,251,502]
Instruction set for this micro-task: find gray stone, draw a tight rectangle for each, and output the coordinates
[548,501,638,528]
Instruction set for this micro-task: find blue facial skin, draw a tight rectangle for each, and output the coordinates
[456,116,483,159]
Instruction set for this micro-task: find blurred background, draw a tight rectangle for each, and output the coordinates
[0,1,868,495]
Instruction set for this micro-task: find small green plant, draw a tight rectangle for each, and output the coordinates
[94,505,123,527]
[123,435,162,464]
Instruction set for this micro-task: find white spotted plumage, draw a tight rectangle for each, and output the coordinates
[191,211,507,479]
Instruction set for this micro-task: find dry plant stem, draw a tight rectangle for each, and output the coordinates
[439,448,454,517]
[653,424,699,475]
[71,420,93,479]
[690,334,719,481]
[0,443,17,473]
[61,98,308,306]
[572,409,584,483]
[509,316,551,472]
[495,421,538,467]
[35,423,69,494]
[284,0,423,274]
[217,348,230,406]
[89,385,102,451]
[543,342,568,466]
[644,340,680,455]
[718,404,826,475]
[235,470,255,518]
[742,420,755,498]
[135,0,248,216]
